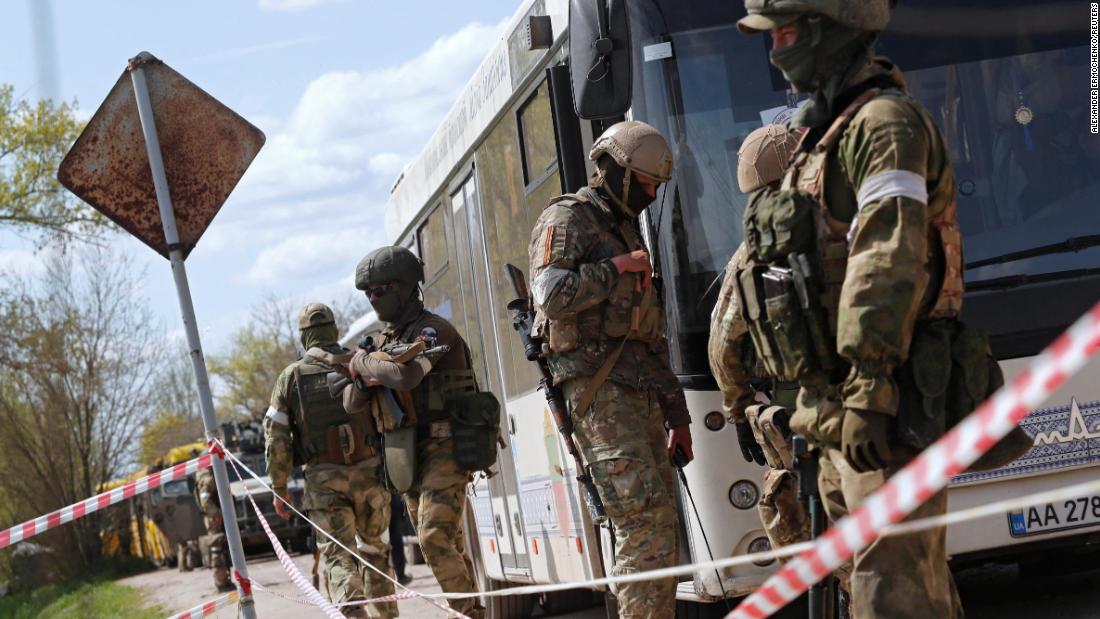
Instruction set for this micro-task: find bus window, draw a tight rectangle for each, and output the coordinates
[417,204,449,283]
[627,0,1095,377]
[476,99,549,398]
[518,83,558,186]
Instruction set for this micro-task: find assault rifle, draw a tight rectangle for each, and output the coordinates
[318,342,451,397]
[504,263,607,524]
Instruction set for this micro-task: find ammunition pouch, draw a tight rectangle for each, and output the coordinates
[895,319,1030,468]
[450,391,502,472]
[542,312,580,353]
[313,424,380,466]
[409,366,501,473]
[737,259,835,383]
[743,188,817,264]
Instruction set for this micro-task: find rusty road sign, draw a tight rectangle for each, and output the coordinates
[58,53,265,258]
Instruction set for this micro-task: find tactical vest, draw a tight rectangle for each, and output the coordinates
[387,323,501,473]
[293,360,377,466]
[536,192,663,353]
[739,88,963,385]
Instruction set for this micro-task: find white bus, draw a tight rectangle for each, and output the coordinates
[374,1,1100,615]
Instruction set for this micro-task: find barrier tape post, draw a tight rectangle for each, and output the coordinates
[728,301,1100,619]
[165,591,238,619]
[0,453,212,550]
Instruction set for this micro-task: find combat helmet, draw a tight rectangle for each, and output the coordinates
[737,124,800,193]
[355,246,424,290]
[589,121,673,217]
[298,303,336,330]
[737,0,892,34]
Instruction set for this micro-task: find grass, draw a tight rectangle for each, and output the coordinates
[0,580,167,619]
[0,556,167,619]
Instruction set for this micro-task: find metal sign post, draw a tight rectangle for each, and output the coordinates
[57,52,266,617]
[128,61,257,618]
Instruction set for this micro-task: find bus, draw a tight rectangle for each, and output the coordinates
[373,0,1100,615]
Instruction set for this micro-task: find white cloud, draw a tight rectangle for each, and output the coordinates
[257,0,340,11]
[233,19,507,204]
[0,248,45,277]
[242,224,386,286]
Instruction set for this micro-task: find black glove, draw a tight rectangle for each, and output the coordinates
[842,409,893,473]
[735,420,766,466]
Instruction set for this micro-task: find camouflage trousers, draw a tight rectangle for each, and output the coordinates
[202,516,230,590]
[564,377,679,619]
[306,457,397,619]
[404,436,483,619]
[819,446,963,619]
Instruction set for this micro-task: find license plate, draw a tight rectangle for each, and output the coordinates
[1008,496,1100,537]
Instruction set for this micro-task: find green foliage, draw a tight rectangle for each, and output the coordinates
[0,579,164,619]
[139,412,204,466]
[0,84,112,241]
[209,297,299,420]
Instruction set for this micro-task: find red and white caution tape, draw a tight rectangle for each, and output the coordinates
[237,480,344,619]
[728,301,1100,619]
[0,453,213,549]
[221,445,472,618]
[165,591,237,619]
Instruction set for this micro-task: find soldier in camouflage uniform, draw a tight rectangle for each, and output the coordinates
[264,303,396,619]
[708,124,811,553]
[194,467,233,592]
[737,1,967,616]
[349,246,484,619]
[528,121,692,619]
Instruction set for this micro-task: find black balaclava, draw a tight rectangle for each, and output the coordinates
[371,281,424,326]
[589,155,655,218]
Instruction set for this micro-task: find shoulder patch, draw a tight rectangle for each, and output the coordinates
[418,326,439,346]
[539,223,569,266]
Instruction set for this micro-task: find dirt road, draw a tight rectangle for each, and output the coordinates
[125,551,1100,618]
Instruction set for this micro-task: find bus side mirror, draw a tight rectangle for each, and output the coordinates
[569,0,632,119]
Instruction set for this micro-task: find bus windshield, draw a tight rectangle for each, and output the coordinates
[629,0,1097,379]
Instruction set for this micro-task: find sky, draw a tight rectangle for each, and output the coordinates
[0,0,520,353]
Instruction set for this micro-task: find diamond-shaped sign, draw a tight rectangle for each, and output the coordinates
[58,53,265,258]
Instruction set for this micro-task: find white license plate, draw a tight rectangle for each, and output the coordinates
[1008,496,1100,537]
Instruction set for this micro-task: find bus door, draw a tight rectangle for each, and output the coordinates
[450,171,532,574]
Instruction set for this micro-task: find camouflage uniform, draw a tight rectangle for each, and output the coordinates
[265,304,396,619]
[194,467,232,591]
[529,124,690,618]
[739,2,965,617]
[709,245,810,554]
[350,307,483,619]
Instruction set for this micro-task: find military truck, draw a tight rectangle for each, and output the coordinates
[220,420,311,554]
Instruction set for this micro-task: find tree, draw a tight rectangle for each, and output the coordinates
[0,85,111,241]
[209,292,373,420]
[0,247,160,568]
[139,345,204,465]
[209,296,299,421]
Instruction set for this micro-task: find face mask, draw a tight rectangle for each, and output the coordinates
[369,281,417,323]
[624,174,655,216]
[300,324,339,351]
[769,20,820,92]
